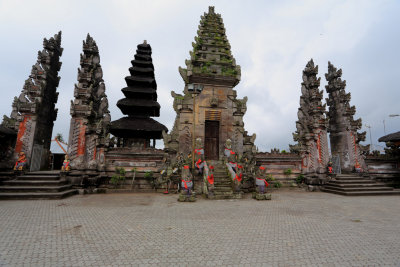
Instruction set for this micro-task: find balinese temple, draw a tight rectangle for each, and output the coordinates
[293,59,329,176]
[68,34,110,171]
[110,41,167,148]
[325,62,367,172]
[164,6,256,159]
[2,32,63,171]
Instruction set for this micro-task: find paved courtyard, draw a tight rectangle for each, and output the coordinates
[0,189,399,267]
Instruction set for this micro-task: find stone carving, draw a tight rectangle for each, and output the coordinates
[293,59,329,180]
[178,159,196,202]
[61,155,71,172]
[194,138,205,175]
[68,34,110,171]
[14,152,27,171]
[325,62,367,172]
[253,166,272,200]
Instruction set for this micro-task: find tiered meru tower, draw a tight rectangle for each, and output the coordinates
[3,32,63,171]
[68,34,111,171]
[325,62,367,172]
[294,59,329,175]
[110,42,167,148]
[163,6,256,159]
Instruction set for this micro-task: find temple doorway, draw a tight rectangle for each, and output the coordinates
[204,120,219,160]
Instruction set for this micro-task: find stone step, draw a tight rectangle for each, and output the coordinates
[323,185,393,192]
[28,171,61,175]
[329,179,375,184]
[2,180,67,186]
[16,175,61,181]
[327,182,388,188]
[321,188,400,196]
[0,189,78,200]
[0,184,72,193]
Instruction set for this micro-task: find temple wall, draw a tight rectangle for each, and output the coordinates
[103,147,165,191]
[365,157,400,187]
[256,153,302,185]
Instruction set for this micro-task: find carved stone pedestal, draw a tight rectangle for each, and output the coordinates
[252,192,272,200]
[178,192,196,202]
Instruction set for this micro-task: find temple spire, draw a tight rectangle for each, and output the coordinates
[325,61,367,172]
[6,31,63,170]
[179,6,241,87]
[68,33,110,170]
[293,59,329,176]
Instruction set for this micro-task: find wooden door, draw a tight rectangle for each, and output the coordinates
[204,120,219,160]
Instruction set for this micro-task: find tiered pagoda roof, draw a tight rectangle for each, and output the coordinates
[110,41,167,139]
[179,6,241,87]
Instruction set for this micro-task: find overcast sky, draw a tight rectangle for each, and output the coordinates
[1,0,399,153]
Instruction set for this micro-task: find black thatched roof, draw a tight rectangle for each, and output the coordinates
[110,117,167,139]
[378,131,400,142]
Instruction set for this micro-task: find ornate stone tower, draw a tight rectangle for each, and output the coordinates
[164,6,255,159]
[5,32,63,170]
[325,62,367,172]
[68,34,111,171]
[293,59,329,175]
[109,41,167,148]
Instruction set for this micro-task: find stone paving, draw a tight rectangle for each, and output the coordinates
[0,189,399,267]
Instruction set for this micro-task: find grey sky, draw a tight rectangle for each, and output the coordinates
[1,0,399,153]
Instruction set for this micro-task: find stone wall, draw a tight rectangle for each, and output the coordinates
[256,153,302,185]
[366,156,400,187]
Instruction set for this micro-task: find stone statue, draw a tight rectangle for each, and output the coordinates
[14,152,27,171]
[206,165,215,198]
[194,138,205,175]
[61,155,71,172]
[178,162,196,202]
[233,164,243,194]
[224,139,237,180]
[253,166,272,200]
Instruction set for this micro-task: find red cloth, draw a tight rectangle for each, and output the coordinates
[196,159,202,169]
[234,173,243,182]
[181,179,191,189]
[257,177,269,187]
[207,174,214,185]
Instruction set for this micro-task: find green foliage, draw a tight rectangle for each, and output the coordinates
[274,181,282,188]
[110,167,126,188]
[296,174,305,184]
[144,171,153,179]
[266,174,275,182]
[55,133,64,143]
[283,168,292,176]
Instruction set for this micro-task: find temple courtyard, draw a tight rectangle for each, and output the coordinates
[0,191,399,266]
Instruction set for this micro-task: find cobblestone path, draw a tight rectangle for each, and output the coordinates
[0,190,399,266]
